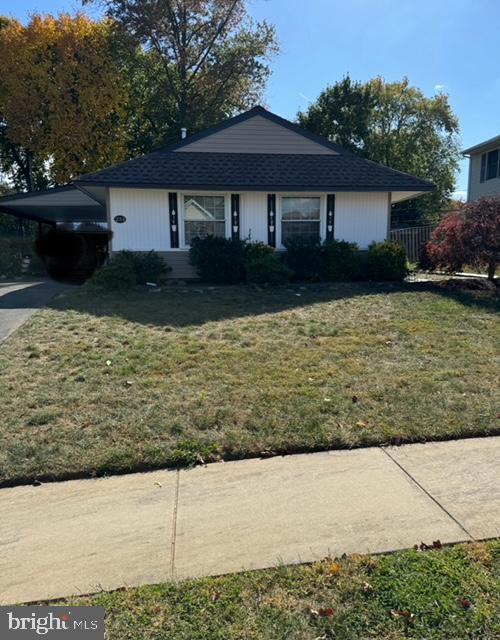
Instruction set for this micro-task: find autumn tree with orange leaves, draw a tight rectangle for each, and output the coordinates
[0,14,129,189]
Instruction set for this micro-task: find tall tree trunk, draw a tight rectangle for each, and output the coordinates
[26,151,35,192]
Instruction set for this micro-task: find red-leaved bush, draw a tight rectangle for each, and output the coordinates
[427,196,500,280]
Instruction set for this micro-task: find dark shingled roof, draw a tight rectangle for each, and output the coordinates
[75,106,434,192]
[76,150,434,192]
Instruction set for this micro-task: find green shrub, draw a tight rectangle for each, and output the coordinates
[284,238,323,281]
[189,236,247,284]
[88,250,170,290]
[366,240,407,281]
[245,253,291,285]
[323,240,360,281]
[0,236,24,277]
[244,241,275,262]
[88,252,137,290]
[132,250,169,284]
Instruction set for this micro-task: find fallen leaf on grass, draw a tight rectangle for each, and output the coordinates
[414,540,443,551]
[328,563,341,574]
[459,598,472,609]
[390,609,415,625]
[362,581,373,593]
[210,591,220,603]
[310,607,334,617]
[351,395,358,403]
[355,420,367,428]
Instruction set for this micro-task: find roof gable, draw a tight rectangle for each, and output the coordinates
[172,106,341,155]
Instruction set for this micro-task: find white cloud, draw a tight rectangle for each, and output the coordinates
[299,92,312,103]
[434,84,445,92]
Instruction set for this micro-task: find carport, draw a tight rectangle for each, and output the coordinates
[0,184,106,226]
[0,185,108,280]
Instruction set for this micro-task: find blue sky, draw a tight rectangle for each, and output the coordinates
[2,0,499,197]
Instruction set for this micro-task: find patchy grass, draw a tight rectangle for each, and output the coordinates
[63,541,500,639]
[0,281,498,485]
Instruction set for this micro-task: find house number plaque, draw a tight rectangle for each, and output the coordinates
[114,215,126,223]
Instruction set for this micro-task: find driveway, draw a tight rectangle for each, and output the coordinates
[0,279,71,343]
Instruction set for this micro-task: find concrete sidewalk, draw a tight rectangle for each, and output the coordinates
[1,437,499,604]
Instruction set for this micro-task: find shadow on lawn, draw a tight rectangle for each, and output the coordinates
[47,279,500,328]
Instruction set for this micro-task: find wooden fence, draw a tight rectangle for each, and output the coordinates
[390,225,435,262]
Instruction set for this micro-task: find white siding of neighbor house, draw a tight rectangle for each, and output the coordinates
[468,152,500,201]
[335,192,389,248]
[176,115,337,155]
[109,187,390,276]
[110,188,171,251]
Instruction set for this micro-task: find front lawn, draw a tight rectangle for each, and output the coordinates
[0,281,498,485]
[64,541,500,639]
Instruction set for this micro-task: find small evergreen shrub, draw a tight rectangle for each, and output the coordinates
[245,253,291,285]
[88,250,169,290]
[366,241,407,281]
[323,240,360,281]
[89,252,137,290]
[132,250,169,284]
[189,236,247,284]
[284,238,323,281]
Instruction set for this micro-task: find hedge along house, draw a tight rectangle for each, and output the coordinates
[1,107,434,279]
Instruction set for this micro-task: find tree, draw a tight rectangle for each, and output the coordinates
[427,196,500,280]
[298,76,461,225]
[0,13,130,189]
[91,0,278,144]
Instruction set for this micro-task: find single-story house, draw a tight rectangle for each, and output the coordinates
[463,135,500,201]
[0,106,434,278]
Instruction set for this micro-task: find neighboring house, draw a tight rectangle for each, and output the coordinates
[463,135,500,201]
[0,106,434,278]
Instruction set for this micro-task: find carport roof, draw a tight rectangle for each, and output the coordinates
[0,185,106,224]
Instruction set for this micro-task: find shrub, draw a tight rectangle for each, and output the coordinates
[366,241,407,281]
[132,250,169,284]
[88,252,137,290]
[428,198,500,280]
[0,236,24,277]
[284,238,323,281]
[189,236,247,284]
[245,241,275,262]
[245,253,291,285]
[417,242,435,271]
[323,240,360,281]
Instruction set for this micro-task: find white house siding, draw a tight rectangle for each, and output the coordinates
[176,116,336,155]
[109,188,170,251]
[240,192,268,243]
[334,192,389,249]
[468,152,500,201]
[109,187,390,277]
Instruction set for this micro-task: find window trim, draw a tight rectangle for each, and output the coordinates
[277,193,326,249]
[485,148,500,181]
[178,191,231,249]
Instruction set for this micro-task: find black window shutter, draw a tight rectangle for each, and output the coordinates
[326,194,335,241]
[231,194,240,240]
[267,194,276,247]
[169,192,179,248]
[480,153,486,183]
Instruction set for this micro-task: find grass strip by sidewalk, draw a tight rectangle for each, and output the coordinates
[0,281,498,486]
[63,540,500,639]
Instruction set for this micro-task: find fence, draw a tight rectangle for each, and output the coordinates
[390,225,435,263]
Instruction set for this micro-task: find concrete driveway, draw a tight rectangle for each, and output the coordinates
[0,279,70,343]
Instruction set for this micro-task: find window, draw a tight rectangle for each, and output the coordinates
[486,149,499,181]
[281,197,321,245]
[183,194,226,245]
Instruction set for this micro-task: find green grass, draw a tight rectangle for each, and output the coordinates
[63,541,500,639]
[0,281,498,485]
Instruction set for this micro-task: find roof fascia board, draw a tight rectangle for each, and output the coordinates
[75,181,434,193]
